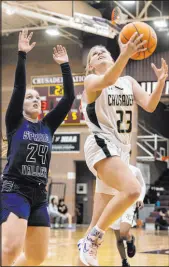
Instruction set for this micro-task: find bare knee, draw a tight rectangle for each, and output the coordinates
[28,258,45,266]
[25,252,47,266]
[126,183,141,202]
[120,230,129,240]
[3,241,23,261]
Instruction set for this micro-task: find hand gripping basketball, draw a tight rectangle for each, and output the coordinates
[119,22,157,60]
[120,32,147,59]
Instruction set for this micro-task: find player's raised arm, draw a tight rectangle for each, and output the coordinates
[128,58,168,113]
[5,29,36,134]
[42,45,75,133]
[85,33,147,93]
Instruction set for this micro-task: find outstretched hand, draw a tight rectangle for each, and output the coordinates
[53,45,69,65]
[151,58,168,83]
[18,29,36,53]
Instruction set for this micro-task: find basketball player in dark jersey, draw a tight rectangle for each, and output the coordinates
[1,29,75,266]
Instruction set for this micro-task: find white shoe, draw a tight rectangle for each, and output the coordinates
[80,236,99,266]
[77,238,84,251]
[80,227,104,266]
[54,223,59,228]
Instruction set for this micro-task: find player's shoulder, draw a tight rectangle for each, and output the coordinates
[123,75,139,85]
[122,75,134,83]
[119,76,135,90]
[122,76,139,91]
[84,74,98,85]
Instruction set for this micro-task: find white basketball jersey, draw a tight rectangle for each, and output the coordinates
[81,76,134,145]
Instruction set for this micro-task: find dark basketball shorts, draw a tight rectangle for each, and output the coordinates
[0,180,50,227]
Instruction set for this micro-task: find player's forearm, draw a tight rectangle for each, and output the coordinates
[138,184,146,202]
[5,51,26,131]
[60,62,75,101]
[104,52,129,86]
[42,62,75,133]
[147,80,166,112]
[14,51,27,88]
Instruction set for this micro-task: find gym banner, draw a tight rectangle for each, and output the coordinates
[140,80,169,95]
[52,133,80,152]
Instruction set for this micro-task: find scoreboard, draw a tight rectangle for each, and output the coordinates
[31,74,86,125]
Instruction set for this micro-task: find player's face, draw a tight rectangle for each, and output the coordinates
[24,89,41,118]
[89,47,113,71]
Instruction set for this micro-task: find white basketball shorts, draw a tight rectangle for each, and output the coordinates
[110,204,136,230]
[84,133,131,177]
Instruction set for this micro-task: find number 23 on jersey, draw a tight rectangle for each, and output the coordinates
[116,110,132,133]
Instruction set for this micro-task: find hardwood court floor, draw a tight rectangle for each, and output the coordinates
[42,226,169,266]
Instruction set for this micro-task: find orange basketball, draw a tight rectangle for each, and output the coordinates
[119,21,157,60]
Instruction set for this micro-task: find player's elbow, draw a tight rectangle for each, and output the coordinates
[143,102,156,113]
[146,105,156,113]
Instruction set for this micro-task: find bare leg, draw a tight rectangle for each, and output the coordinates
[120,222,136,258]
[85,193,113,236]
[114,230,127,260]
[13,227,50,266]
[95,157,141,231]
[77,192,112,266]
[2,213,27,266]
[120,222,132,241]
[79,157,140,265]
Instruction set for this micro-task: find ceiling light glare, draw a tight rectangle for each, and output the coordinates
[121,1,135,5]
[45,29,60,36]
[6,8,15,15]
[153,20,167,28]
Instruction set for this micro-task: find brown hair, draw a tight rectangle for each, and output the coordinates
[85,45,110,76]
[25,88,40,96]
[26,88,39,92]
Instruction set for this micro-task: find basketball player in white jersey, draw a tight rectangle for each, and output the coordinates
[109,165,145,267]
[79,32,168,266]
[78,164,146,267]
